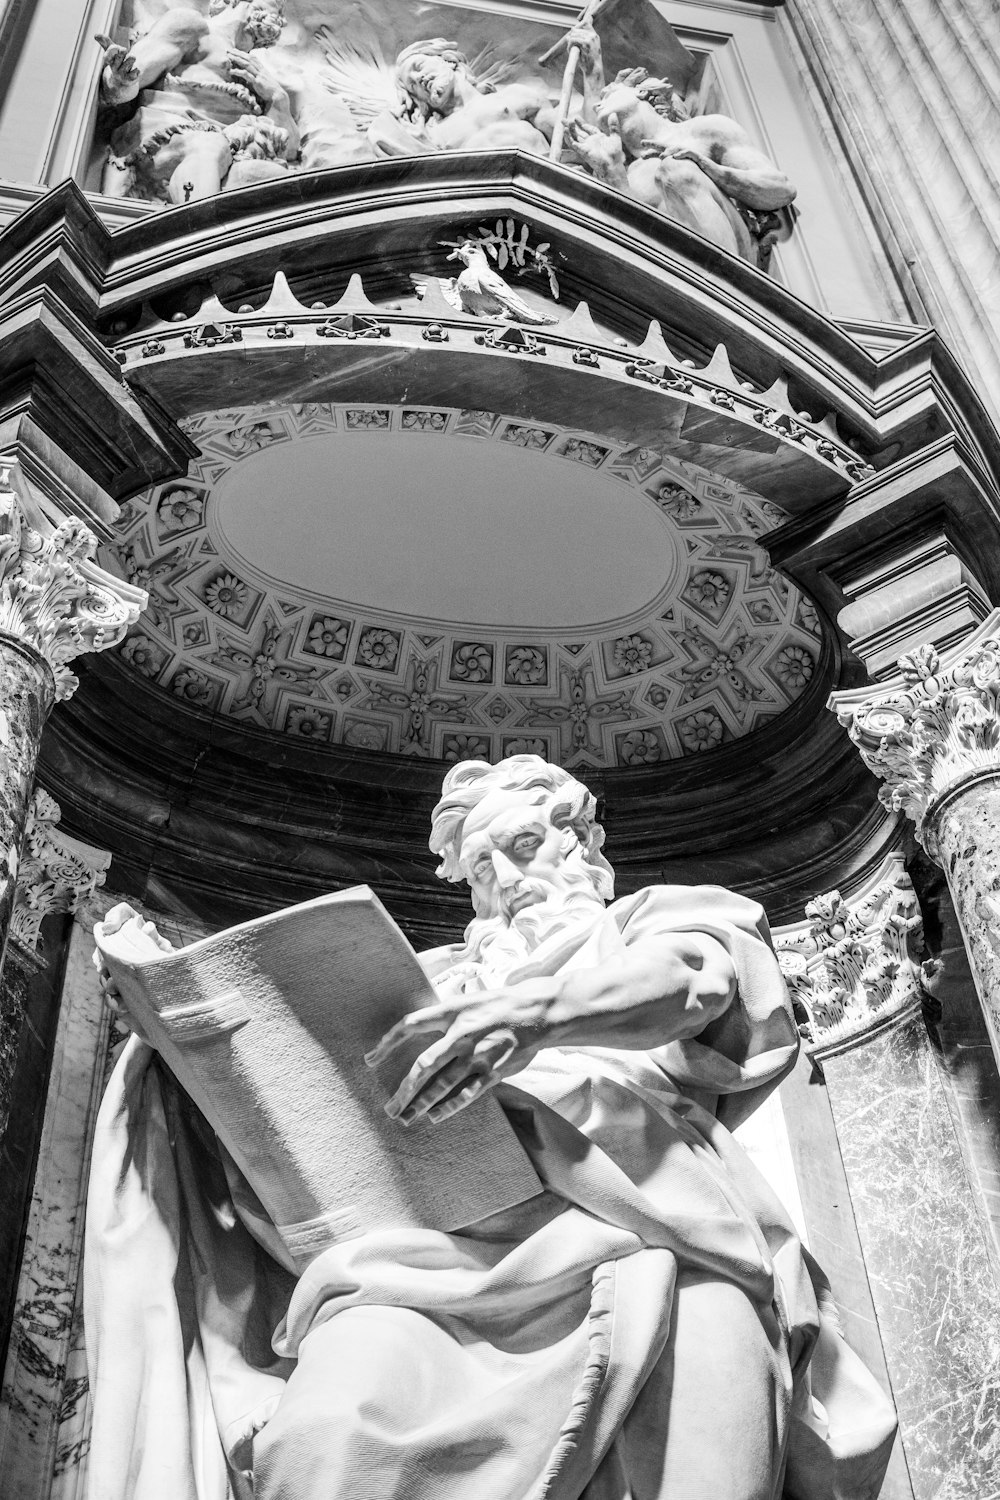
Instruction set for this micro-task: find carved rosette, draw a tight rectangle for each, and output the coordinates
[775,856,925,1051]
[829,610,1000,847]
[0,459,147,700]
[10,789,112,955]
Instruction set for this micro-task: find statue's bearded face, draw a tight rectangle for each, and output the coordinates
[399,52,460,114]
[456,788,601,922]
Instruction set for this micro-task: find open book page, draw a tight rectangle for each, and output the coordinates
[95,887,540,1268]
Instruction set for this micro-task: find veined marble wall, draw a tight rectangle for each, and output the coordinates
[824,1016,1000,1496]
[0,896,209,1499]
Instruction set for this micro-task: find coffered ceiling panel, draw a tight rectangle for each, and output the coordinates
[102,399,822,769]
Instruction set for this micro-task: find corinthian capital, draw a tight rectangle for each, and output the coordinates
[775,853,925,1051]
[829,609,1000,839]
[11,789,111,954]
[0,457,147,700]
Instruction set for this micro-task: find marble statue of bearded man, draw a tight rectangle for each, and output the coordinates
[84,755,895,1500]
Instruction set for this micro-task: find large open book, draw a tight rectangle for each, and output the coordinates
[95,887,541,1269]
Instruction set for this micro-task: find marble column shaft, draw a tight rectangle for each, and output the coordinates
[780,0,1000,426]
[0,637,54,1134]
[0,636,53,972]
[927,778,1000,1057]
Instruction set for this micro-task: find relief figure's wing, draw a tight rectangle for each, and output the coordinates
[312,24,402,128]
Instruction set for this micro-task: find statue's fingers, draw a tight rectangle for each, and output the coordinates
[426,1076,491,1124]
[413,1032,519,1124]
[384,1031,470,1118]
[100,901,140,936]
[365,1004,455,1067]
[474,1029,517,1072]
[395,1055,475,1123]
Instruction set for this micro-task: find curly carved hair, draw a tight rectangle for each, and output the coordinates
[606,66,687,121]
[429,754,614,899]
[396,38,469,84]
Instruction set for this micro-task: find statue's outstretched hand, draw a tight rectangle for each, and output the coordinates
[365,979,560,1126]
[93,902,174,1033]
[227,48,286,108]
[565,118,626,182]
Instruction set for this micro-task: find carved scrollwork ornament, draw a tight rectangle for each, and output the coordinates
[774,858,925,1049]
[10,788,111,954]
[830,613,1000,853]
[0,459,147,699]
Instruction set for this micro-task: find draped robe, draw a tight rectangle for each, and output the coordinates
[84,885,896,1500]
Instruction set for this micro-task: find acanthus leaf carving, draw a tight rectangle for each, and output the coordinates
[0,459,147,700]
[774,856,925,1049]
[830,610,1000,840]
[11,789,112,954]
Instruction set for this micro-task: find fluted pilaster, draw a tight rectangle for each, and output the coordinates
[781,0,1000,423]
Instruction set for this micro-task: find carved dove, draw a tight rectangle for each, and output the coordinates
[412,242,559,325]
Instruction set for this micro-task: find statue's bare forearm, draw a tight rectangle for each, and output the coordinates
[695,154,796,213]
[370,933,737,1126]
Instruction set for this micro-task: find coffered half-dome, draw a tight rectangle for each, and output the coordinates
[103,396,822,769]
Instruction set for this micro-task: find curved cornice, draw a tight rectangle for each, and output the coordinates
[5,167,999,494]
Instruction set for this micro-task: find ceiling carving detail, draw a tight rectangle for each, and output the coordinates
[103,402,823,769]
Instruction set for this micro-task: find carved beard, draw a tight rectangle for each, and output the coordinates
[462,848,607,968]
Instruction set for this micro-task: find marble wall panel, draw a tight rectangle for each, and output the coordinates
[0,912,110,1498]
[824,1016,1000,1497]
[779,1049,913,1499]
[0,895,212,1499]
[912,852,1000,1280]
[0,930,68,1376]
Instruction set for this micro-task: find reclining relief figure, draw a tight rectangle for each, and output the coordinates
[94,2,795,264]
[86,754,894,1500]
[97,0,299,201]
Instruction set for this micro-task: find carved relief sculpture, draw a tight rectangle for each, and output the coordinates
[85,755,894,1499]
[564,46,796,262]
[93,0,796,264]
[97,0,300,202]
[412,241,558,324]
